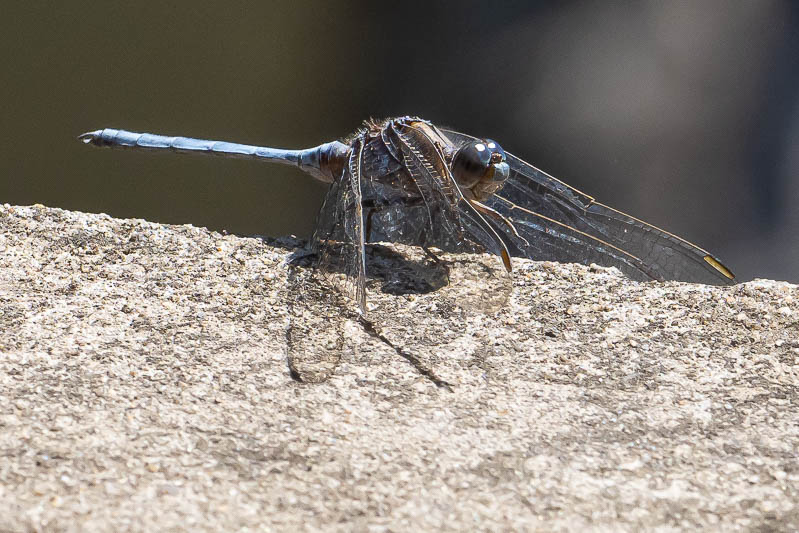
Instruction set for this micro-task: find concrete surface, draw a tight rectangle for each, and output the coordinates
[0,204,797,532]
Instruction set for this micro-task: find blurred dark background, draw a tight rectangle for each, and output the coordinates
[2,1,797,282]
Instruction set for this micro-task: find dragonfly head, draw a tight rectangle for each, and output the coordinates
[451,139,510,200]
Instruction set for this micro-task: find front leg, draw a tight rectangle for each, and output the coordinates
[469,199,530,248]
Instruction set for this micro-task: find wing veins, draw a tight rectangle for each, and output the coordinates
[494,193,647,266]
[348,138,367,313]
[399,124,512,271]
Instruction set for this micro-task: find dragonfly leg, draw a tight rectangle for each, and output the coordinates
[417,232,450,284]
[469,199,531,248]
[421,244,448,269]
[364,206,377,243]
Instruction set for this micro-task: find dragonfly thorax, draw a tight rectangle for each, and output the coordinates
[451,139,510,201]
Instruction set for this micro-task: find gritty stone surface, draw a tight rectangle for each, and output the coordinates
[0,204,797,532]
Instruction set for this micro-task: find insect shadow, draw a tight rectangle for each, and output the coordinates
[285,241,452,300]
[278,239,454,384]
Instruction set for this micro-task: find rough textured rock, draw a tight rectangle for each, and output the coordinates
[0,204,797,532]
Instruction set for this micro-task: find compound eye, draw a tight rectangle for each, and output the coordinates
[452,140,507,189]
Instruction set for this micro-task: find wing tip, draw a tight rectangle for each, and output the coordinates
[501,249,512,272]
[703,254,735,281]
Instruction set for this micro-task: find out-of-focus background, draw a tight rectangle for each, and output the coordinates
[2,1,797,282]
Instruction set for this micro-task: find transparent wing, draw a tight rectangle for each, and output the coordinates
[310,138,368,312]
[440,129,735,285]
[347,140,367,311]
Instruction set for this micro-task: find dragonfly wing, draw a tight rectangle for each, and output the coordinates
[310,137,368,312]
[441,128,734,285]
[347,139,368,311]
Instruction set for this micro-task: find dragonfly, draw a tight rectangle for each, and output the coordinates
[79,116,735,313]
